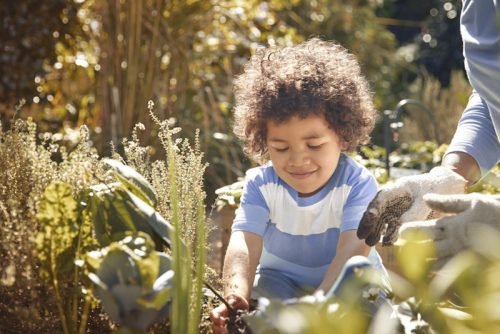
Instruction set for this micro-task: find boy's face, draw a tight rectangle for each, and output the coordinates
[266,114,345,197]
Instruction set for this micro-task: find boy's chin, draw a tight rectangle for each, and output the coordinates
[297,186,322,197]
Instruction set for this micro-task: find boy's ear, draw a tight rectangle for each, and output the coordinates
[340,140,349,151]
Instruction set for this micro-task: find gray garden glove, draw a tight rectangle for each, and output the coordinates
[357,167,466,246]
[399,193,500,263]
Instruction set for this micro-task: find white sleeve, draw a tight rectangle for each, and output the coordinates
[460,0,500,139]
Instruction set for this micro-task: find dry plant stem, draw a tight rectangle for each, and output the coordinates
[74,213,88,334]
[168,139,188,334]
[78,294,92,334]
[51,238,70,334]
[72,219,81,328]
[189,200,206,334]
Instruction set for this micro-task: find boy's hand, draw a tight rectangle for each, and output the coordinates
[357,167,466,246]
[210,293,249,334]
[399,193,500,266]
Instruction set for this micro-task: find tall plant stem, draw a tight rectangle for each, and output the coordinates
[78,294,91,334]
[72,214,85,330]
[168,144,189,334]
[51,239,70,334]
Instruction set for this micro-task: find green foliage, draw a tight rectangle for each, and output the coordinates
[35,182,79,281]
[214,179,245,211]
[390,141,441,171]
[0,1,83,106]
[469,165,500,194]
[245,296,374,334]
[35,182,92,334]
[272,0,403,109]
[86,181,174,249]
[389,227,500,334]
[404,70,471,145]
[88,111,208,333]
[104,158,158,207]
[241,220,500,334]
[86,232,173,332]
[0,111,210,332]
[395,231,436,287]
[244,263,395,334]
[145,108,206,334]
[0,117,108,332]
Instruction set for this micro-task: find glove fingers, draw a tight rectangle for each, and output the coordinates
[381,216,401,245]
[423,193,471,214]
[433,238,464,261]
[357,206,381,241]
[378,195,413,245]
[399,219,447,241]
[357,191,413,246]
[357,190,389,240]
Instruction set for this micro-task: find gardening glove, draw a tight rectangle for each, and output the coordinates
[399,193,500,264]
[357,167,466,246]
[210,293,249,334]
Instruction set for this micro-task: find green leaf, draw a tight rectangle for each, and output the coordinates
[104,158,158,207]
[87,184,151,246]
[86,234,173,330]
[108,191,142,232]
[99,247,141,286]
[35,182,79,280]
[119,233,160,290]
[137,270,174,310]
[36,182,78,224]
[428,251,480,303]
[87,191,112,246]
[127,191,175,248]
[396,230,436,284]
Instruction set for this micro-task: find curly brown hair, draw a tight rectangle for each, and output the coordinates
[233,38,378,162]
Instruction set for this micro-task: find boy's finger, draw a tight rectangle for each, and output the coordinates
[211,323,228,334]
[210,305,228,327]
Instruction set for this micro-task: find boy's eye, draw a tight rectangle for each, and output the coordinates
[273,147,288,152]
[308,144,323,150]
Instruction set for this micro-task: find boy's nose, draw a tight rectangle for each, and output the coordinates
[288,150,310,167]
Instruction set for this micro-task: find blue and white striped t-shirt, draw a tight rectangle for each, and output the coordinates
[232,153,384,289]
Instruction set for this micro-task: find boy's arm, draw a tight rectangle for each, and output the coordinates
[210,231,262,332]
[222,230,263,300]
[316,230,370,293]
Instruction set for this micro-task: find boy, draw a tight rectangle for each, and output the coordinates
[211,38,385,332]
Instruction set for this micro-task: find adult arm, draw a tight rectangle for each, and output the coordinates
[357,0,499,248]
[444,91,500,182]
[460,0,500,137]
[445,0,500,181]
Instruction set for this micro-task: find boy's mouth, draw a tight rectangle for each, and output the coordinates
[288,170,316,179]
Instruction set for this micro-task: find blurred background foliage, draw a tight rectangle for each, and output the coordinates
[0,0,471,201]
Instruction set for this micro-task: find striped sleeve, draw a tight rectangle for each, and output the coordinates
[231,168,270,236]
[340,165,378,232]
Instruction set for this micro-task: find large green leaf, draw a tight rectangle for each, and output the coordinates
[104,159,158,207]
[127,191,176,249]
[35,182,79,280]
[396,230,436,284]
[36,182,78,225]
[87,182,176,250]
[86,234,172,330]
